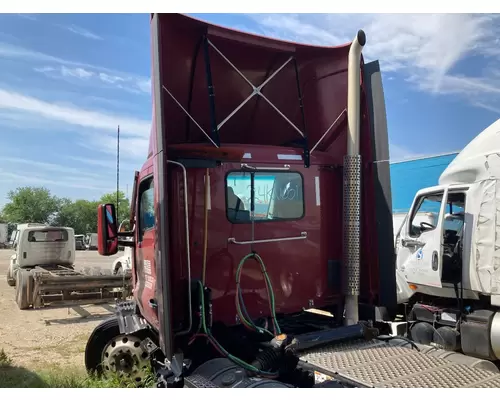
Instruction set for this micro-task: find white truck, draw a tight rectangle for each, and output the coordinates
[395,118,500,361]
[111,246,132,275]
[7,224,132,310]
[0,223,8,248]
[85,232,98,250]
[75,234,86,250]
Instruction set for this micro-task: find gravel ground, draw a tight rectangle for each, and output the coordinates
[0,249,124,371]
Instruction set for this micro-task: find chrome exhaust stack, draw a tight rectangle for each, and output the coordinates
[343,30,366,326]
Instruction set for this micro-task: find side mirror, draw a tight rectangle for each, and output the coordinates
[97,203,119,256]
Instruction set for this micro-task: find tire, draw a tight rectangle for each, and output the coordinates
[84,317,153,379]
[6,268,15,287]
[15,269,33,310]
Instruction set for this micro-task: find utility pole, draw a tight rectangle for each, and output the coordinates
[117,125,120,219]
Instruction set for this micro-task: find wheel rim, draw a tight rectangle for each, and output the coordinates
[101,335,150,382]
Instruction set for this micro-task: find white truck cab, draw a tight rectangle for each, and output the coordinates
[396,118,500,304]
[7,225,75,287]
[392,119,500,363]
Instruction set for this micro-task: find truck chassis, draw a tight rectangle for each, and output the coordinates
[15,265,132,310]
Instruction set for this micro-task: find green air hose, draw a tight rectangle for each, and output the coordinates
[196,281,279,378]
[235,252,281,337]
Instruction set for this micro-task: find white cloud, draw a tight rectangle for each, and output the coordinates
[0,88,150,137]
[0,42,83,67]
[2,156,103,179]
[257,14,346,45]
[63,24,102,41]
[0,88,151,163]
[1,42,151,95]
[33,66,56,74]
[389,143,424,162]
[473,102,500,115]
[244,13,500,113]
[79,133,150,160]
[65,155,138,171]
[61,66,94,79]
[0,155,136,204]
[99,72,124,84]
[136,78,151,94]
[0,168,109,191]
[33,64,150,94]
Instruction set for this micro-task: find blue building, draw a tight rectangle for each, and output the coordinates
[389,153,459,214]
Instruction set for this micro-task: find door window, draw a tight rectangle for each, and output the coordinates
[225,171,304,223]
[409,193,443,237]
[139,178,155,241]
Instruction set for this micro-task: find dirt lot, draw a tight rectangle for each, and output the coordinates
[0,249,124,371]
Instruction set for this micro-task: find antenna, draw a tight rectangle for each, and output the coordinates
[117,125,120,220]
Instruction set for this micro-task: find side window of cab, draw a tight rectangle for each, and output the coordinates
[138,178,155,241]
[408,193,443,237]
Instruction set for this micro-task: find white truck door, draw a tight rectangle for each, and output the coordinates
[397,188,448,288]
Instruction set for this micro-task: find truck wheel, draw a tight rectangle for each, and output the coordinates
[85,317,152,383]
[6,269,15,287]
[16,270,33,310]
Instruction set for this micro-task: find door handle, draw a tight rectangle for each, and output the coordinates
[402,238,423,247]
[432,251,438,271]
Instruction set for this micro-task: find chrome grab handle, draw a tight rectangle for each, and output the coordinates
[228,232,307,245]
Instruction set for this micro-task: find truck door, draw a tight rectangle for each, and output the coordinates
[397,188,449,288]
[135,176,159,328]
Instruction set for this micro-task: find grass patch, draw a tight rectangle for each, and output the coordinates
[38,368,156,388]
[0,348,13,367]
[0,349,156,388]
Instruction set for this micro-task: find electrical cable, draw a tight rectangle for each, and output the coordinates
[376,335,420,352]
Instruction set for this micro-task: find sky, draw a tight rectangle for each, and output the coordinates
[0,13,499,208]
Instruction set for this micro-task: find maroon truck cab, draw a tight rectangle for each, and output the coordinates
[92,13,394,387]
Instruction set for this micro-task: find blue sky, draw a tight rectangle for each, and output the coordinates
[0,13,499,207]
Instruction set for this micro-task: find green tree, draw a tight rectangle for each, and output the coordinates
[1,187,60,224]
[53,198,99,234]
[99,191,130,227]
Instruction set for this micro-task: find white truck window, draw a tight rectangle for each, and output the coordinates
[409,194,442,237]
[28,229,68,242]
